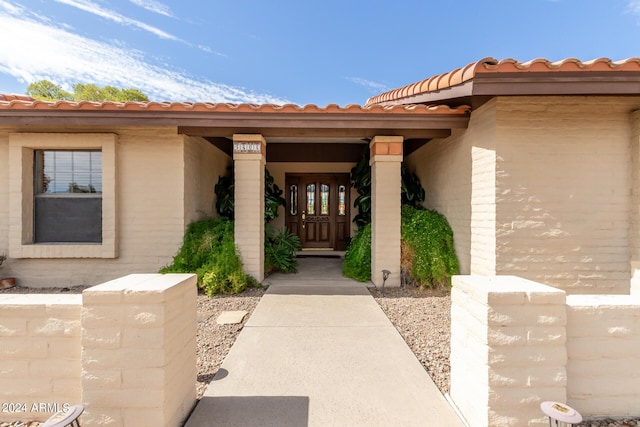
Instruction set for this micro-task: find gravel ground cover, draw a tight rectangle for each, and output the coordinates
[370,285,640,427]
[194,287,264,397]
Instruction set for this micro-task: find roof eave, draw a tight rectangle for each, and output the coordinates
[0,109,470,140]
[376,81,474,108]
[472,71,640,97]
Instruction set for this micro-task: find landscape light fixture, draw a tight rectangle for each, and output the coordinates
[381,269,391,294]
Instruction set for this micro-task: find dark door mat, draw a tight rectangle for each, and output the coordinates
[296,254,342,259]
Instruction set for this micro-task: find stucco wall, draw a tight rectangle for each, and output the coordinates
[405,99,497,275]
[0,274,197,426]
[0,294,82,422]
[0,126,202,287]
[408,96,638,294]
[0,134,8,257]
[183,136,230,227]
[451,275,640,426]
[630,110,640,296]
[566,295,640,417]
[450,276,567,427]
[495,96,637,294]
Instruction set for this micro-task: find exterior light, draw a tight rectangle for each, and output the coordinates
[381,269,391,294]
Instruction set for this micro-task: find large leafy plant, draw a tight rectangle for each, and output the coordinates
[264,169,285,223]
[214,167,285,223]
[401,166,425,208]
[265,227,302,274]
[350,148,371,229]
[350,149,426,228]
[214,167,234,220]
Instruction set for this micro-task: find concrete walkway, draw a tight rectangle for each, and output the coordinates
[185,258,464,427]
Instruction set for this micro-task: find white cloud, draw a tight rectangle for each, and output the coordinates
[0,13,289,104]
[53,0,226,56]
[0,0,22,14]
[345,77,389,92]
[197,44,226,57]
[54,0,179,40]
[629,0,640,15]
[129,0,173,18]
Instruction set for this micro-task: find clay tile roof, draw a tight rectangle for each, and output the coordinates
[365,57,640,106]
[0,98,470,115]
[0,94,35,102]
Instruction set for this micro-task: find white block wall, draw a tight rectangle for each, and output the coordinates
[566,295,640,417]
[234,147,265,281]
[408,96,640,294]
[0,135,8,260]
[183,135,231,226]
[0,274,197,426]
[0,126,229,288]
[370,136,403,287]
[630,110,640,297]
[81,274,197,427]
[405,99,497,275]
[451,276,567,427]
[452,275,640,426]
[495,96,636,294]
[0,294,82,422]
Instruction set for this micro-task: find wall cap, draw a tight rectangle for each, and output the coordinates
[453,275,566,305]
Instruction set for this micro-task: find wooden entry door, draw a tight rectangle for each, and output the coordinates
[285,173,350,250]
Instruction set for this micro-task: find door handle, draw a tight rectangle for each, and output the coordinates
[302,211,306,229]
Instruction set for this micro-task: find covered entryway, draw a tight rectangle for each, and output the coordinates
[177,104,470,283]
[285,173,350,251]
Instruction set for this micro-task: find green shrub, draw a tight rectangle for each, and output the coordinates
[160,217,258,296]
[341,208,459,288]
[343,224,371,282]
[265,227,301,275]
[401,205,459,288]
[200,265,257,295]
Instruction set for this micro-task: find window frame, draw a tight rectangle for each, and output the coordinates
[9,133,118,259]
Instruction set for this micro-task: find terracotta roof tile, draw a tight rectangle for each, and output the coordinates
[0,98,470,115]
[0,94,35,102]
[365,57,640,106]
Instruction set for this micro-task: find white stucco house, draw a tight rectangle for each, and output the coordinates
[1,56,640,295]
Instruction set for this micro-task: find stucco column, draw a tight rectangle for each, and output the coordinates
[233,134,266,282]
[631,111,640,296]
[370,136,403,287]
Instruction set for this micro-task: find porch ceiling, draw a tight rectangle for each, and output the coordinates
[204,137,434,161]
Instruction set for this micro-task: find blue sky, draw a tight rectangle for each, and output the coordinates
[0,0,639,106]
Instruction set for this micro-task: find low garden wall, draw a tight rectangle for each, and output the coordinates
[451,275,640,427]
[0,294,82,419]
[566,295,640,417]
[0,273,197,427]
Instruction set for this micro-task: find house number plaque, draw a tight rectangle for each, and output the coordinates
[233,142,262,154]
